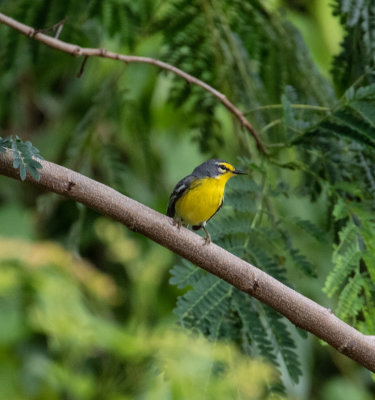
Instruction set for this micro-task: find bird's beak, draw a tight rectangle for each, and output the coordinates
[233,168,247,175]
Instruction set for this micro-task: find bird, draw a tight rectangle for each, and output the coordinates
[167,159,247,243]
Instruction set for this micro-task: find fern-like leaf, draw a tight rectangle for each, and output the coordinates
[292,217,327,243]
[288,247,317,277]
[349,100,375,128]
[334,109,375,145]
[0,136,43,181]
[324,220,361,297]
[169,260,202,289]
[332,0,375,92]
[249,246,289,286]
[264,306,302,384]
[174,272,232,334]
[335,272,365,322]
[232,291,279,365]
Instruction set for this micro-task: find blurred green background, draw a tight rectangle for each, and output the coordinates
[1,0,375,399]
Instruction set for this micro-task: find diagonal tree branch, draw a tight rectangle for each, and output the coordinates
[0,12,267,154]
[0,151,375,371]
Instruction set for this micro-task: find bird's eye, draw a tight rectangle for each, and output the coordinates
[218,165,227,173]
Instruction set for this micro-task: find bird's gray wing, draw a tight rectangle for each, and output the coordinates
[167,175,199,218]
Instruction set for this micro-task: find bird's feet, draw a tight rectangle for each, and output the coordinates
[202,226,211,245]
[172,219,182,230]
[203,234,211,245]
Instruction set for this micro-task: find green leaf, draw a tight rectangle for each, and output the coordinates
[332,198,350,220]
[27,166,41,182]
[232,291,279,365]
[320,119,375,148]
[249,246,289,286]
[334,109,375,144]
[174,272,232,333]
[169,261,202,289]
[12,155,21,169]
[354,84,375,100]
[336,272,365,321]
[0,137,6,153]
[19,163,26,181]
[2,136,43,182]
[324,220,361,297]
[350,100,375,127]
[264,306,302,384]
[288,247,317,277]
[293,217,327,243]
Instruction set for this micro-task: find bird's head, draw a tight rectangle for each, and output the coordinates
[192,159,247,181]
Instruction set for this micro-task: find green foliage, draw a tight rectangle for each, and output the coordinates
[0,238,277,400]
[323,200,375,328]
[332,0,375,93]
[174,272,233,334]
[263,306,302,384]
[292,217,328,244]
[294,82,375,151]
[2,0,375,397]
[0,136,43,181]
[157,0,335,151]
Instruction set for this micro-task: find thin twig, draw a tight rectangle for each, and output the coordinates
[77,55,89,78]
[33,17,67,37]
[245,103,330,114]
[0,12,267,154]
[55,20,65,39]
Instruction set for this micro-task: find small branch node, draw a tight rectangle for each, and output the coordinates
[249,273,259,293]
[338,341,350,353]
[100,48,107,57]
[67,181,76,192]
[74,46,82,56]
[28,28,37,38]
[128,219,138,232]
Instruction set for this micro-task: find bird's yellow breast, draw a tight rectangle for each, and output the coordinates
[174,175,231,226]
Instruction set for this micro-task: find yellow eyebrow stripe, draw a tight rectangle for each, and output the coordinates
[221,162,235,172]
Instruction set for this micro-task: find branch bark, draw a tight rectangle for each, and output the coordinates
[0,12,266,154]
[1,151,375,371]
